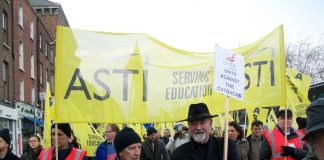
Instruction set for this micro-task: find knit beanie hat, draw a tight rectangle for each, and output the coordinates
[147,127,157,136]
[0,128,10,145]
[114,127,141,154]
[51,123,72,138]
[277,109,292,118]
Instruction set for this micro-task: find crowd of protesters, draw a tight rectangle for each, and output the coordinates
[1,97,324,159]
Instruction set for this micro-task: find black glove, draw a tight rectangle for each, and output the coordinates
[281,146,295,156]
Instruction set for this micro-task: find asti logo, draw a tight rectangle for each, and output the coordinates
[223,54,237,69]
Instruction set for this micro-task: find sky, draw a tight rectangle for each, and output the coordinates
[51,0,324,52]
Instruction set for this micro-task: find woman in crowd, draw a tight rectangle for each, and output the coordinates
[21,135,42,160]
[228,121,250,160]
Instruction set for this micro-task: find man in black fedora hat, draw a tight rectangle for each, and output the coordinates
[302,97,324,160]
[170,103,239,160]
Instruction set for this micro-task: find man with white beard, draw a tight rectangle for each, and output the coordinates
[170,103,239,160]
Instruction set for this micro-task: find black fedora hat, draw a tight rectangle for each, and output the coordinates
[303,97,324,140]
[180,103,217,122]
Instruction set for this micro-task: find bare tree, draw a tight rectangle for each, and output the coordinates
[286,35,324,83]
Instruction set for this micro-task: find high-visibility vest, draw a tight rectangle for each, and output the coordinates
[297,129,305,138]
[264,129,303,160]
[38,147,87,160]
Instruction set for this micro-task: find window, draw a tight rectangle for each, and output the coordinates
[30,52,34,78]
[51,72,54,92]
[45,42,48,57]
[30,19,34,40]
[39,34,42,50]
[31,85,35,105]
[19,42,24,70]
[18,5,23,27]
[40,63,43,84]
[45,69,48,83]
[3,62,9,100]
[20,80,24,101]
[50,48,53,63]
[2,11,8,45]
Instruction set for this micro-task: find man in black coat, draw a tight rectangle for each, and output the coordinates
[0,128,20,160]
[140,127,170,160]
[171,103,239,160]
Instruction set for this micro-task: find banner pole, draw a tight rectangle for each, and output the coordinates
[223,96,230,160]
[284,99,293,160]
[284,105,288,160]
[243,107,248,138]
[55,124,58,160]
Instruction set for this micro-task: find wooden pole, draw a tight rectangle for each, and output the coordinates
[55,124,58,160]
[243,107,248,138]
[223,96,230,160]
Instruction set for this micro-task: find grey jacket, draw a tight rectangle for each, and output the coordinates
[140,139,170,160]
[236,139,250,160]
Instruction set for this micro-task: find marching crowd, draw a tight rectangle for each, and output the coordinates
[0,97,324,160]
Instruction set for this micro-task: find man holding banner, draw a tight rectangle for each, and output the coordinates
[170,103,238,160]
[39,123,88,160]
[260,110,307,160]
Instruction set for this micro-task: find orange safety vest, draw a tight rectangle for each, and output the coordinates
[297,129,305,138]
[264,129,303,160]
[38,147,87,160]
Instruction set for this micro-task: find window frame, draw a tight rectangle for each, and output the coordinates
[18,41,24,70]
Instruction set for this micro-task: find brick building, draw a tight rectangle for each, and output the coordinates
[29,0,69,106]
[0,0,19,155]
[1,0,69,155]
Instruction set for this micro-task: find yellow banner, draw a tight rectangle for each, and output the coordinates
[70,123,104,157]
[55,25,286,123]
[286,68,312,118]
[44,83,54,147]
[267,108,278,130]
[230,25,286,109]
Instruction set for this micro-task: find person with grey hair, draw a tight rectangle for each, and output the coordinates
[302,97,324,160]
[170,103,239,160]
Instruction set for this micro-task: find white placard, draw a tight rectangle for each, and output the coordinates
[214,46,245,100]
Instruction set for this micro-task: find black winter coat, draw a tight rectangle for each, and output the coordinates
[21,146,42,160]
[1,150,20,160]
[170,137,239,160]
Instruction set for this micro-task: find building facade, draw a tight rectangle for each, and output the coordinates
[1,0,69,155]
[0,0,20,155]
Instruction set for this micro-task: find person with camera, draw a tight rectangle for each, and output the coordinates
[166,123,190,154]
